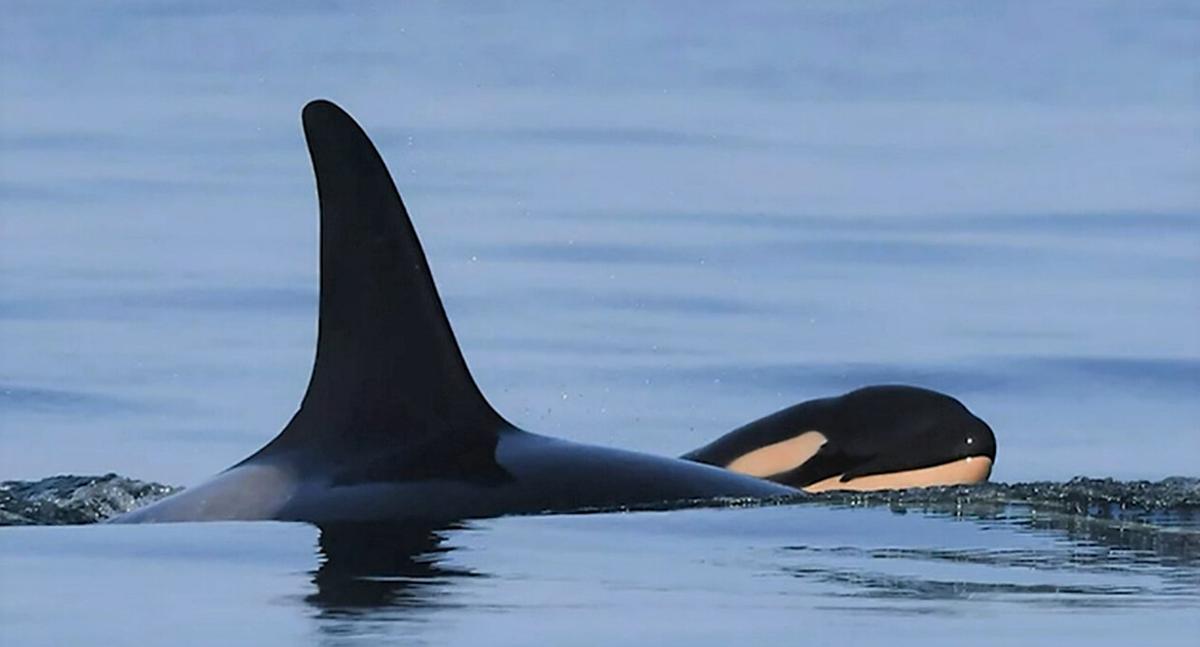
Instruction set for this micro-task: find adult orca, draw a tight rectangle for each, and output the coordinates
[683,385,996,492]
[112,100,795,524]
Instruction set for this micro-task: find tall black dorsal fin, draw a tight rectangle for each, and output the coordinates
[255,100,507,461]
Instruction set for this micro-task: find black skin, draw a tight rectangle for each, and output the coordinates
[110,100,793,525]
[682,385,997,489]
[111,100,992,524]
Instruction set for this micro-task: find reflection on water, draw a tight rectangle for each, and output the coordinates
[784,556,1146,607]
[798,478,1200,587]
[308,523,475,614]
[779,513,1199,609]
[0,496,1197,646]
[292,481,1200,629]
[760,480,1200,613]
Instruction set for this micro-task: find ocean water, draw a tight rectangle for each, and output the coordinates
[1,1,1198,645]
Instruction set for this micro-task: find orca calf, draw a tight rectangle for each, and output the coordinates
[683,385,996,491]
[113,100,794,524]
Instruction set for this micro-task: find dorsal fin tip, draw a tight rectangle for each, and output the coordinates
[302,98,339,115]
[301,99,359,136]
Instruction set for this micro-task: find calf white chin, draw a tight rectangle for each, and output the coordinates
[804,456,993,493]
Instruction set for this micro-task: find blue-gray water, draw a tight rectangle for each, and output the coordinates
[1,1,1198,645]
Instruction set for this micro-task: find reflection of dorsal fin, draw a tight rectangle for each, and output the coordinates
[252,100,507,462]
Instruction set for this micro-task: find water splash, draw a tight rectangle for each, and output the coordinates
[0,474,179,526]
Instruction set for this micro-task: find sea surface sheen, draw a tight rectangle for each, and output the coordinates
[1,1,1197,645]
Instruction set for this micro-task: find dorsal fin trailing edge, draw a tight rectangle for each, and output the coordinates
[252,100,508,463]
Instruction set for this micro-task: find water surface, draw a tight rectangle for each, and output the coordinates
[1,1,1197,645]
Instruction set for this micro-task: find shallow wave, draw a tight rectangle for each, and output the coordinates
[805,476,1200,524]
[0,474,179,526]
[2,473,1196,529]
